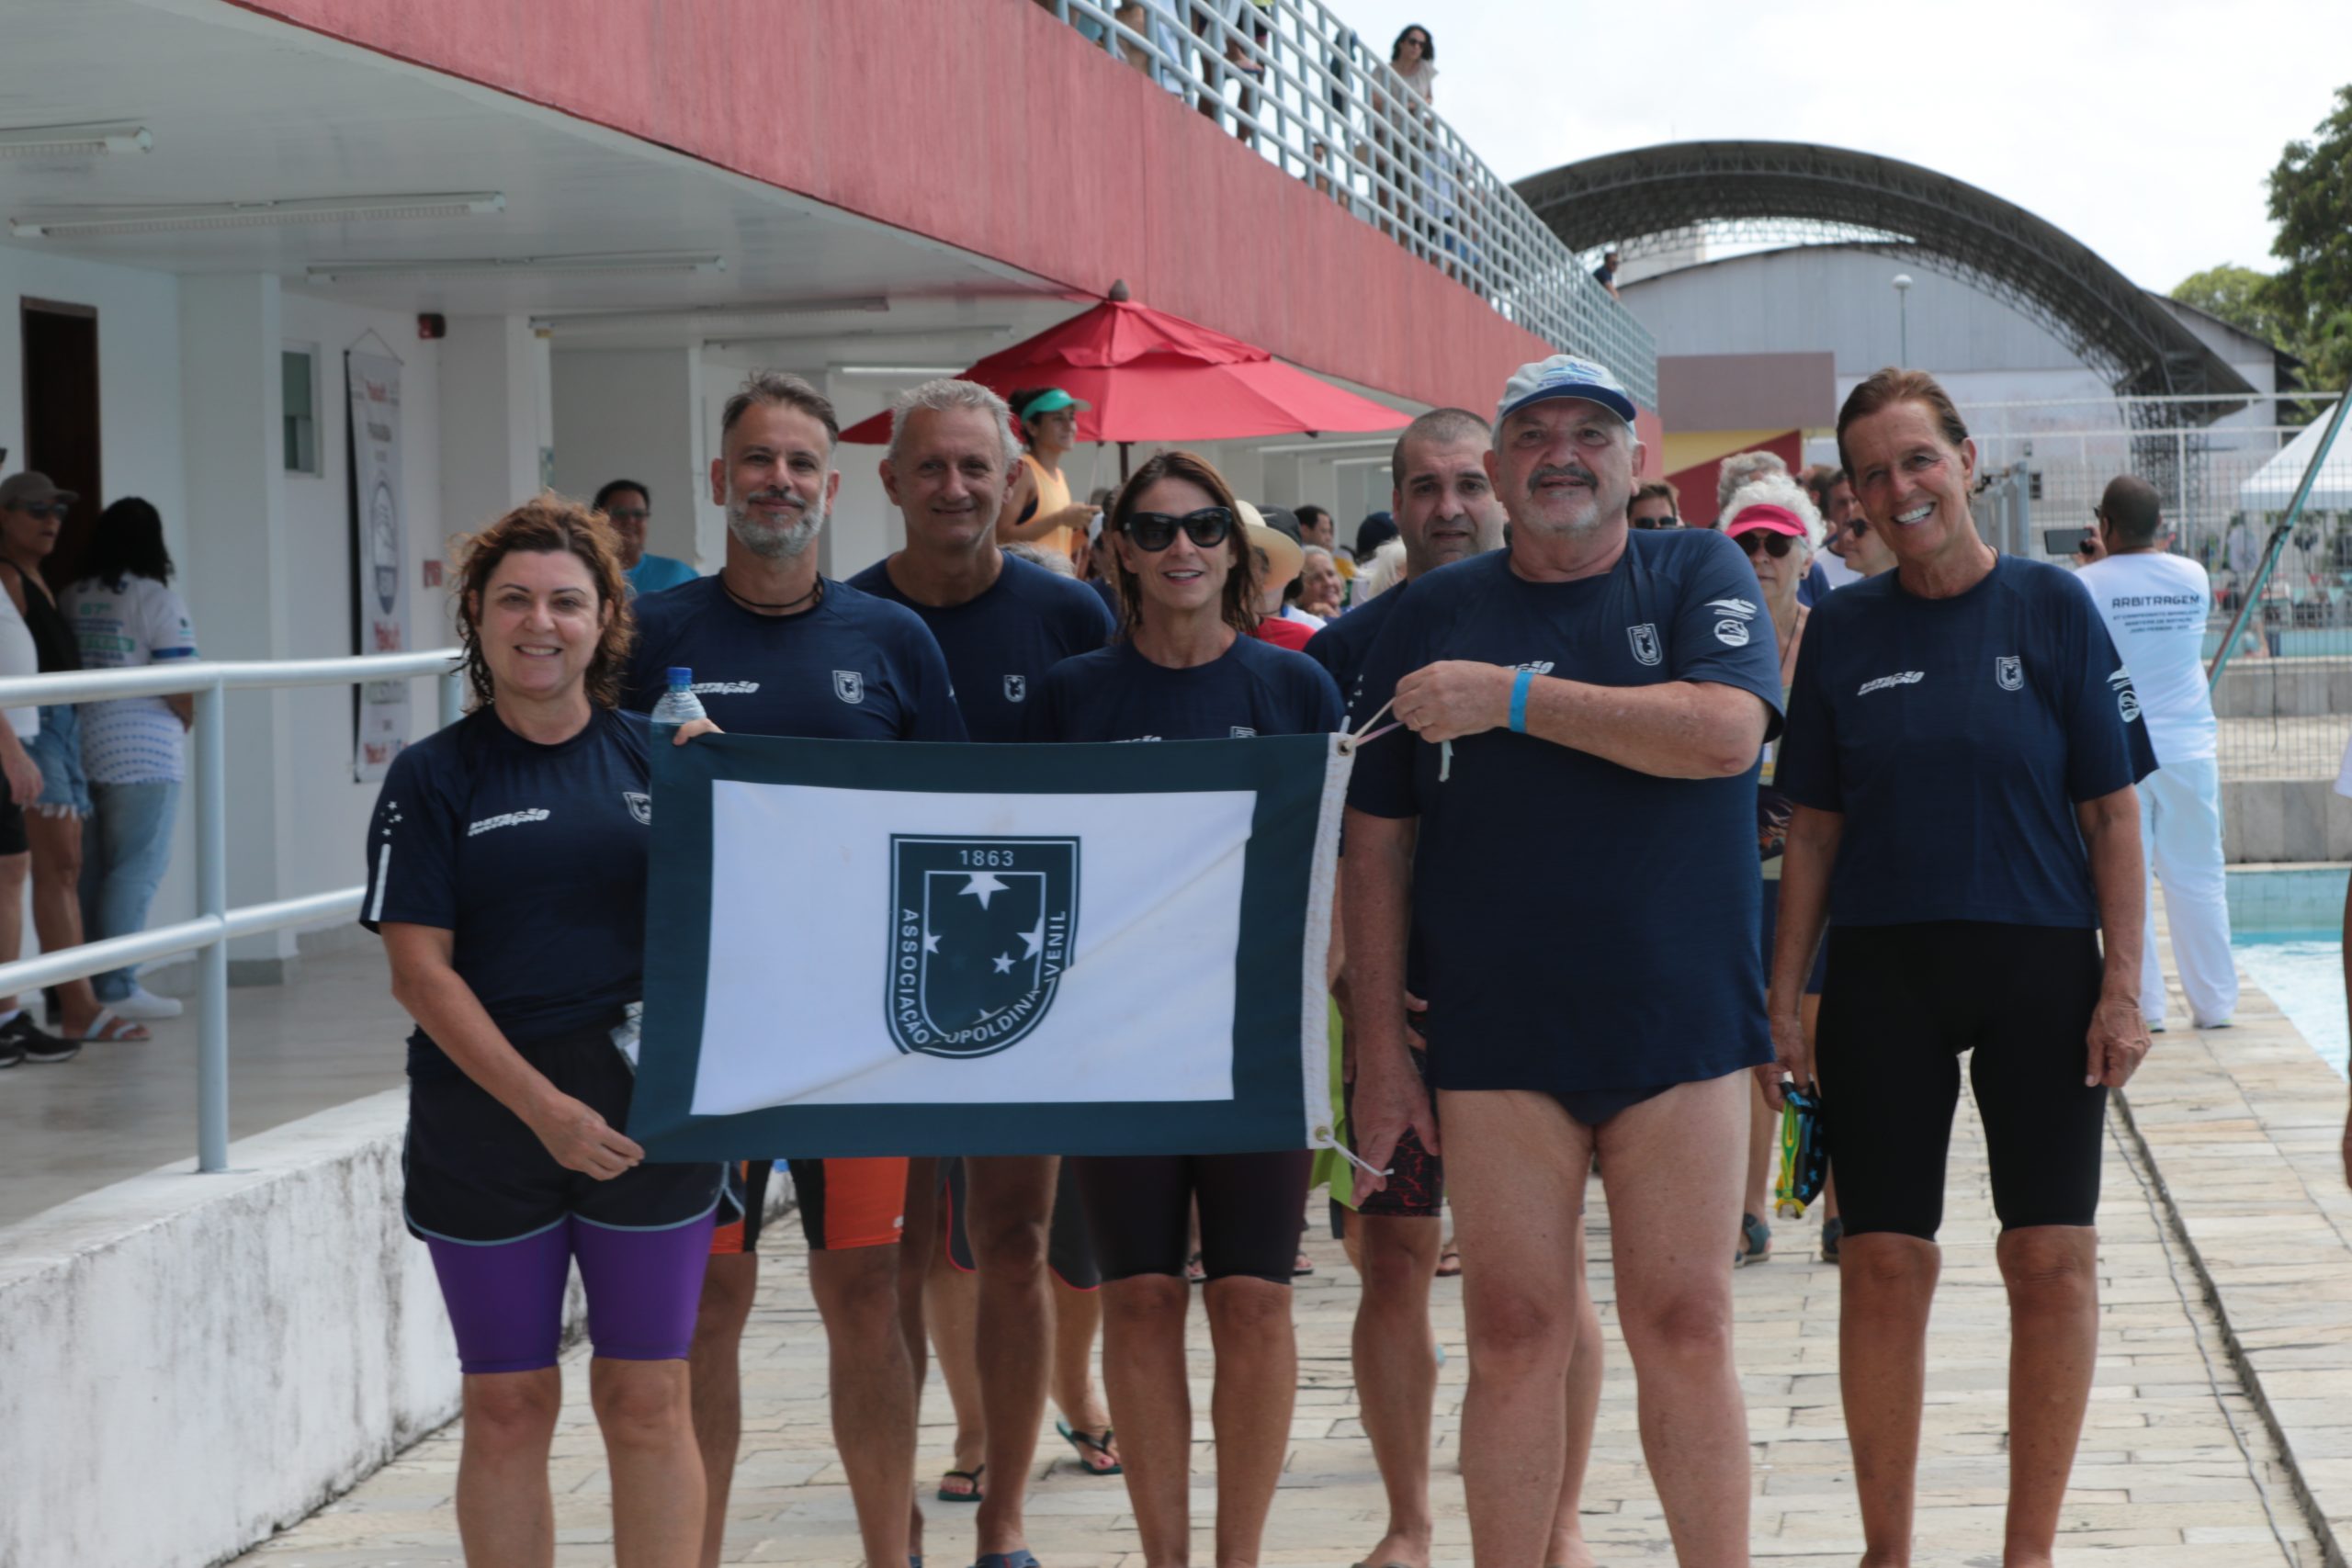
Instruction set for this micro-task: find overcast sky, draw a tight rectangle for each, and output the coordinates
[1332,0,2352,293]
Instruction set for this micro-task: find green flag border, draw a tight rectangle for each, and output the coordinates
[632,733,1347,1159]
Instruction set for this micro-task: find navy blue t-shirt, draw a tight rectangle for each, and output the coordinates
[1029,633,1344,743]
[847,552,1115,742]
[1774,554,2155,929]
[623,575,967,742]
[1303,580,1409,725]
[1348,533,1785,1093]
[362,706,652,1054]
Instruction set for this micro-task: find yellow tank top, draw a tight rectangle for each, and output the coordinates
[1020,452,1076,563]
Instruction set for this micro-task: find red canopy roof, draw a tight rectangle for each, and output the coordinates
[839,297,1409,446]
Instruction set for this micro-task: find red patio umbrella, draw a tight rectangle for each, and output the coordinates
[839,288,1408,471]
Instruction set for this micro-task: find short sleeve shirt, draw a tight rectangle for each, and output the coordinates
[1030,635,1344,743]
[1302,579,1409,725]
[1347,534,1785,1093]
[623,576,968,742]
[2073,550,2217,763]
[1774,555,2157,929]
[361,707,653,1053]
[847,552,1114,742]
[67,574,199,784]
[625,553,698,598]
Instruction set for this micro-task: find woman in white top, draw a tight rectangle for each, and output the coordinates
[66,498,198,1020]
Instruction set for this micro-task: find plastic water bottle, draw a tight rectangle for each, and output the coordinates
[650,667,706,743]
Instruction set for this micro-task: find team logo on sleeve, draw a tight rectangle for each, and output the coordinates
[1709,597,1757,648]
[623,791,651,825]
[888,836,1079,1059]
[1003,674,1027,703]
[832,670,865,705]
[1627,624,1663,666]
[1996,655,2024,692]
[2109,668,2142,723]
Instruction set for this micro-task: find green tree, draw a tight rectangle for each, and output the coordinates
[2267,84,2352,389]
[2170,263,2295,347]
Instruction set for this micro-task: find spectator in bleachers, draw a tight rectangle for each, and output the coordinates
[1594,248,1622,299]
[1371,25,1435,231]
[67,498,199,1022]
[594,479,695,600]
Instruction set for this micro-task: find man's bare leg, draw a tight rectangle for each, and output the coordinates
[1351,1213,1442,1568]
[808,1246,917,1568]
[688,1252,757,1568]
[1841,1233,1938,1567]
[1204,1274,1298,1568]
[1439,1089,1597,1568]
[1099,1273,1194,1565]
[965,1155,1059,1561]
[1048,1275,1116,1457]
[1592,1073,1752,1565]
[927,1237,987,1495]
[899,1157,940,1558]
[1545,1240,1604,1568]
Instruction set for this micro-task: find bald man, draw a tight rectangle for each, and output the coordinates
[2075,475,2237,1032]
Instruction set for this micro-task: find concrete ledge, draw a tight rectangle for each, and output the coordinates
[2224,781,2352,863]
[2114,997,2352,1568]
[0,1090,458,1568]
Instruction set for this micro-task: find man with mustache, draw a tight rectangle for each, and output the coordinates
[848,378,1119,1568]
[624,370,967,1568]
[1343,356,1784,1567]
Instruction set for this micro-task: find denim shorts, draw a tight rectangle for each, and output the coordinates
[28,705,92,817]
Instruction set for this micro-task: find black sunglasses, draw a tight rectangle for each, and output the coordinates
[1630,513,1679,530]
[1124,507,1235,552]
[9,502,67,520]
[1736,530,1797,558]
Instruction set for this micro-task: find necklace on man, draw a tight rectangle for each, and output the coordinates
[721,571,820,614]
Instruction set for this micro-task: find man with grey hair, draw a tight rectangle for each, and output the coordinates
[624,369,967,1568]
[848,378,1115,1568]
[1345,355,1783,1566]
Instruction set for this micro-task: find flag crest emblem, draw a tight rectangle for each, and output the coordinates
[887,836,1079,1058]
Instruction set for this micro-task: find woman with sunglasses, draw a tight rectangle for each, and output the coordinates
[1721,477,1835,1266]
[1029,449,1342,1568]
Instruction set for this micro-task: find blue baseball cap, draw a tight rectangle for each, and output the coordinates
[1495,355,1637,429]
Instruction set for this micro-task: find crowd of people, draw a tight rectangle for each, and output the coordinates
[0,474,198,1069]
[347,345,2222,1568]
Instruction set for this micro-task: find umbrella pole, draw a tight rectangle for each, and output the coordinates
[1120,442,1131,483]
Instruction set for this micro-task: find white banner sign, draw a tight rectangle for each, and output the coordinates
[346,350,409,781]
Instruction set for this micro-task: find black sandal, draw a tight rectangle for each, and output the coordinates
[1057,1419,1122,1476]
[936,1464,983,1503]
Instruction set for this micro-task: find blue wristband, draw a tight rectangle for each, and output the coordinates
[1509,668,1533,734]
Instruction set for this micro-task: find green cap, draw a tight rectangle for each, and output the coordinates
[1017,388,1091,421]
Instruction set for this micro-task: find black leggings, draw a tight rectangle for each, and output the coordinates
[1069,1150,1313,1285]
[1815,921,2106,1241]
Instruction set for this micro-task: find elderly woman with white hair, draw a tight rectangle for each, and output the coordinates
[1722,476,1839,1265]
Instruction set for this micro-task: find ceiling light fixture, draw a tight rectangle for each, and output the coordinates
[308,251,723,282]
[704,325,1012,353]
[0,121,153,160]
[531,297,888,333]
[12,192,504,239]
[833,366,969,378]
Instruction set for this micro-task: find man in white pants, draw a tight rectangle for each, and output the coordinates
[2076,474,2239,1030]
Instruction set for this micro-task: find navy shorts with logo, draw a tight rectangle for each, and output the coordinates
[401,1015,725,1245]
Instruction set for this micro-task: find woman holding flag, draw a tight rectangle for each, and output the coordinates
[1029,450,1342,1568]
[362,498,722,1568]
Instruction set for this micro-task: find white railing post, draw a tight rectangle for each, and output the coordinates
[439,666,465,729]
[194,680,231,1173]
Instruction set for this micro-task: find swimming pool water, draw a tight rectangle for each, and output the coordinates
[2231,930,2346,1078]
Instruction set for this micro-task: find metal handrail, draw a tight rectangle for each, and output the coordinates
[1053,0,1656,405]
[0,649,465,1173]
[2207,385,2351,686]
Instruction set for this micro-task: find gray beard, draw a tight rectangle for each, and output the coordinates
[728,497,823,559]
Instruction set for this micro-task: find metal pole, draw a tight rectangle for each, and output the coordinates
[439,666,464,728]
[194,682,230,1173]
[2209,382,2352,685]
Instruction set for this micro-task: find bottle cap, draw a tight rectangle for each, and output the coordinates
[666,666,693,686]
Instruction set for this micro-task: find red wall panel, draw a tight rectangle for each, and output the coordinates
[231,0,1566,413]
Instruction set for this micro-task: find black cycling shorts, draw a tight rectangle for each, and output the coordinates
[1070,1149,1313,1286]
[940,1156,1102,1291]
[401,1017,725,1245]
[1815,921,2107,1241]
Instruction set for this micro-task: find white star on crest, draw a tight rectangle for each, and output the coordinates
[959,872,1011,909]
[1018,920,1045,959]
[991,953,1014,975]
[923,931,940,953]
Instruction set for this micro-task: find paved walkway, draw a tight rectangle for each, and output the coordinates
[230,1087,2319,1567]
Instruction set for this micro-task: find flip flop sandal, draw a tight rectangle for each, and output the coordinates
[1185,1251,1205,1284]
[1292,1250,1316,1277]
[1056,1419,1122,1476]
[1434,1245,1463,1279]
[1736,1212,1771,1267]
[71,1007,150,1043]
[936,1465,983,1503]
[971,1553,1040,1568]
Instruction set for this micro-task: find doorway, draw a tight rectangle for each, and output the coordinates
[20,299,102,591]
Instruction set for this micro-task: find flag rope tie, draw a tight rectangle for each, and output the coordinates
[1311,1124,1393,1179]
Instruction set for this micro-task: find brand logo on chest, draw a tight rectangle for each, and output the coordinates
[1003,674,1027,703]
[1627,624,1662,666]
[833,670,865,705]
[624,791,651,826]
[1996,655,2023,692]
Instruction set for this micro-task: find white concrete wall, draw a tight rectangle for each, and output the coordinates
[551,347,712,569]
[0,1092,456,1568]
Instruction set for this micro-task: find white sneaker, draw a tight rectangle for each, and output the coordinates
[107,986,183,1021]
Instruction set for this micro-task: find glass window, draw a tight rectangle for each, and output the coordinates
[282,348,318,474]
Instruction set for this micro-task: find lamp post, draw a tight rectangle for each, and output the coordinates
[1892,273,1914,366]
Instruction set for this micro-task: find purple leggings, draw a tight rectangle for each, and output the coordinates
[424,1210,716,1375]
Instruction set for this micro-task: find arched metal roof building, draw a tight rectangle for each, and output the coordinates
[1513,141,2253,418]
